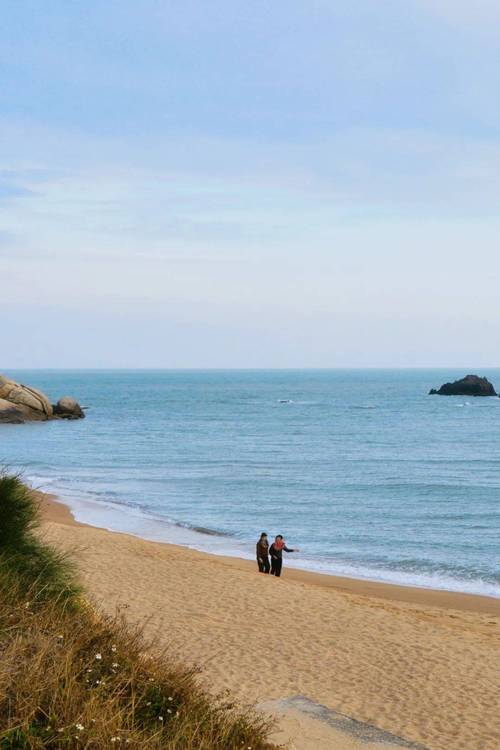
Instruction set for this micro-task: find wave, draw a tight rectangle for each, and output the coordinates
[173,520,232,537]
[285,557,500,598]
[25,474,65,488]
[276,399,321,405]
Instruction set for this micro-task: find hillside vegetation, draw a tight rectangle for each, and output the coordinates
[0,474,277,749]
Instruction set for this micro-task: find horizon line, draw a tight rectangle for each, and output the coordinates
[3,366,499,372]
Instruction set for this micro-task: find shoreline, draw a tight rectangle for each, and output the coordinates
[37,488,500,750]
[39,490,500,616]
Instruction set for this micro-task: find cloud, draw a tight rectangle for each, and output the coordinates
[2,118,500,291]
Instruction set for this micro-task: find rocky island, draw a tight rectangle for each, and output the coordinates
[429,374,497,397]
[0,374,85,423]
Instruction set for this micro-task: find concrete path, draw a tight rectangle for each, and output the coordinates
[260,696,430,750]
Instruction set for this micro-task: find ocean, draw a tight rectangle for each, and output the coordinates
[2,369,499,598]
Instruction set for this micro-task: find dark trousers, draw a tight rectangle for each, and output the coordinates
[257,556,270,574]
[270,557,282,577]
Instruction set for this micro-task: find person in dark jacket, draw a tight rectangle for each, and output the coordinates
[269,535,296,577]
[256,532,270,573]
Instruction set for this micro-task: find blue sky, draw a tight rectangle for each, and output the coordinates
[2,1,500,367]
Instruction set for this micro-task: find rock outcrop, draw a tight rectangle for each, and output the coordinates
[429,374,497,397]
[0,374,85,424]
[0,398,25,424]
[0,375,53,420]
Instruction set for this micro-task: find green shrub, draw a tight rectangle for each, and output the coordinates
[0,472,38,546]
[0,473,80,604]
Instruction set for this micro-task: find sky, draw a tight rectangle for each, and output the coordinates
[2,0,500,368]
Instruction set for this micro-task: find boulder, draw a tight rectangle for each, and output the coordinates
[429,374,497,397]
[53,396,85,420]
[0,375,53,420]
[0,397,25,424]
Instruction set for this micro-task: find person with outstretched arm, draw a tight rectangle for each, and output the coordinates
[269,534,297,577]
[256,532,270,573]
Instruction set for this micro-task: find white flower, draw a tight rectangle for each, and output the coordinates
[158,716,163,721]
[167,709,172,714]
[75,724,84,731]
[168,696,173,701]
[112,663,119,668]
[57,634,64,639]
[111,645,117,652]
[146,702,151,706]
[95,653,102,660]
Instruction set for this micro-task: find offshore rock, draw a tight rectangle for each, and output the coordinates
[0,374,85,423]
[53,396,85,420]
[429,374,497,397]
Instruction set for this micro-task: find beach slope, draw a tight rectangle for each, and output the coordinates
[40,495,500,750]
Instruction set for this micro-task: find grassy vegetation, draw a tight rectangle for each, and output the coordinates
[0,474,278,749]
[0,473,80,605]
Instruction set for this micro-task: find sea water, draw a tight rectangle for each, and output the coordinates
[2,369,499,598]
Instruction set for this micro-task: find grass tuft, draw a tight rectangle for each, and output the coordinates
[0,473,80,605]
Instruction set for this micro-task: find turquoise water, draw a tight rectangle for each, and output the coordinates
[2,369,499,597]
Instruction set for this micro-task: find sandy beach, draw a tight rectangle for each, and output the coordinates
[39,493,500,750]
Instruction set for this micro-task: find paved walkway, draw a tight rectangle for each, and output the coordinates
[260,696,430,750]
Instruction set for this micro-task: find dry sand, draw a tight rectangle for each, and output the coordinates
[39,494,500,750]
